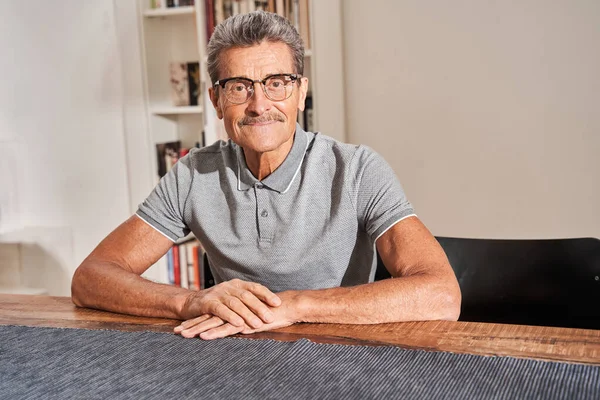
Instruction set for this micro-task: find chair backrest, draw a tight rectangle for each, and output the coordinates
[376,237,600,330]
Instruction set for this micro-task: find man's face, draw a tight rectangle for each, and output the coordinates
[209,41,308,156]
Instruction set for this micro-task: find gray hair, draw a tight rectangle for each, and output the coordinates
[207,11,304,84]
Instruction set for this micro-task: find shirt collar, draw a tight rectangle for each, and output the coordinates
[236,123,309,193]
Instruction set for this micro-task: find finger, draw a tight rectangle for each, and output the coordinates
[242,282,282,307]
[235,289,276,324]
[174,314,212,333]
[199,323,245,340]
[240,326,257,334]
[223,297,265,329]
[210,302,246,327]
[180,316,225,338]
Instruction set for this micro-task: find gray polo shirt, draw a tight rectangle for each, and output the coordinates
[137,124,415,292]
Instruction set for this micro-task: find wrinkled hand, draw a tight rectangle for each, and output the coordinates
[180,278,281,331]
[175,291,300,340]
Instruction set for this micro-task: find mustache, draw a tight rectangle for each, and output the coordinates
[239,113,286,126]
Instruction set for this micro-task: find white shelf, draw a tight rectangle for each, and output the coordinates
[151,106,203,115]
[143,6,195,18]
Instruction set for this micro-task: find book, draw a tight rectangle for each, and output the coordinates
[166,248,174,284]
[155,141,181,179]
[223,0,234,19]
[173,245,181,287]
[179,243,189,289]
[205,0,215,42]
[239,0,248,14]
[187,242,198,290]
[150,0,165,9]
[187,62,200,106]
[170,61,200,106]
[292,0,299,31]
[298,0,310,49]
[170,62,190,106]
[214,0,224,25]
[275,0,284,16]
[303,94,313,132]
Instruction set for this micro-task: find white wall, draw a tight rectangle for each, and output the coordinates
[342,0,600,239]
[0,1,131,294]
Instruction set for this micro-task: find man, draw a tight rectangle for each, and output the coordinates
[71,11,461,340]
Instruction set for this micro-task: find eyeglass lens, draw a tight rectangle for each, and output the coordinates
[224,75,295,103]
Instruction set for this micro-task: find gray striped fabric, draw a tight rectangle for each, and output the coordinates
[1,325,598,399]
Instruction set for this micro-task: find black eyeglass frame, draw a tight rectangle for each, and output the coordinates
[214,73,302,104]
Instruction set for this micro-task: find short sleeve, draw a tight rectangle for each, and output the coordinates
[348,146,415,242]
[136,154,194,241]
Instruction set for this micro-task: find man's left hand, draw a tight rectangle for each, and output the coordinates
[174,290,301,340]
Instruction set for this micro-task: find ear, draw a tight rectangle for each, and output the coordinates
[296,76,309,112]
[209,86,224,119]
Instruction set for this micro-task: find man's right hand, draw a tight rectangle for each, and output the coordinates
[181,279,282,329]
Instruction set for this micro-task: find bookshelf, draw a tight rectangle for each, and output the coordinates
[132,0,345,284]
[151,106,203,116]
[142,5,196,17]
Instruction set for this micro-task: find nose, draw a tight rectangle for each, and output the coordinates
[245,82,271,116]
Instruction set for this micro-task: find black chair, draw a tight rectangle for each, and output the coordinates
[375,237,600,330]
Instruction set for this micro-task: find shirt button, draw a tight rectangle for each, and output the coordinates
[261,210,269,217]
[255,183,264,189]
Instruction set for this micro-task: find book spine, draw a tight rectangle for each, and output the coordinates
[166,248,174,285]
[292,0,299,30]
[214,0,224,24]
[298,0,310,49]
[232,0,240,15]
[187,62,200,106]
[239,0,248,14]
[275,0,284,17]
[205,0,215,43]
[173,245,181,287]
[192,243,201,290]
[170,62,190,107]
[179,243,189,289]
[303,94,313,132]
[187,242,198,290]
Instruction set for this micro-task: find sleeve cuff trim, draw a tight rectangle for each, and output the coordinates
[135,212,177,242]
[373,213,417,242]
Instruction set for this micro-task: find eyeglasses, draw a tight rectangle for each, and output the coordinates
[214,73,301,104]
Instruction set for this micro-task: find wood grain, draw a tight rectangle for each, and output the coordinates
[1,294,599,365]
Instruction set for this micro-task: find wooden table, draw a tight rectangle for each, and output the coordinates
[1,294,599,365]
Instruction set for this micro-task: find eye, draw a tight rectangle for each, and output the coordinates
[231,83,246,92]
[227,80,250,92]
[266,76,287,89]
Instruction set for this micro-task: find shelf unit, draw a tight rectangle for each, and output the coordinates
[138,0,322,153]
[142,5,195,17]
[151,106,203,116]
[134,0,345,284]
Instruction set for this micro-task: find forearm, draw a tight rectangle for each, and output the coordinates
[292,273,461,325]
[71,260,192,320]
